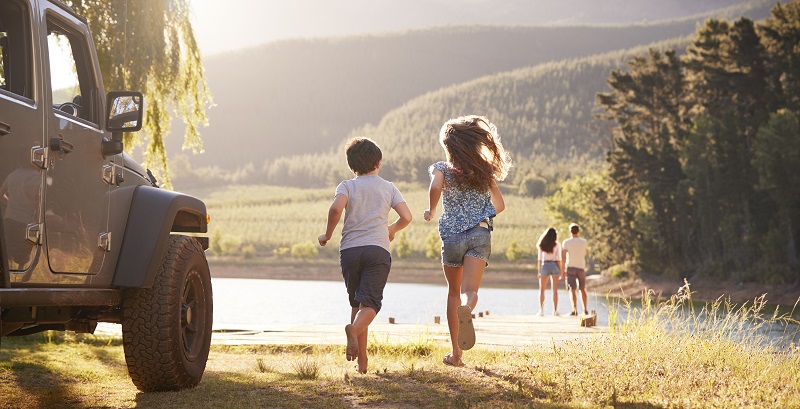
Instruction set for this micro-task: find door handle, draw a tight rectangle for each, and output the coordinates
[0,121,10,136]
[49,136,74,153]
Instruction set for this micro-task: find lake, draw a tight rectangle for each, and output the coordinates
[212,277,610,326]
[212,277,800,347]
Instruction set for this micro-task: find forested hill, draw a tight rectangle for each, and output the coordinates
[248,38,690,189]
[176,37,690,189]
[171,0,776,173]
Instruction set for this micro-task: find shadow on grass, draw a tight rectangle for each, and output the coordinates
[2,339,669,408]
[133,370,353,408]
[0,359,83,409]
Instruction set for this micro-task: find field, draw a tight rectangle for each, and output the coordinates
[188,183,552,261]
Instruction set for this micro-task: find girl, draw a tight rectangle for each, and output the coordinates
[423,115,512,367]
[537,227,564,316]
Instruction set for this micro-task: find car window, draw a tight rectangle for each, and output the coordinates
[46,18,96,124]
[0,0,32,99]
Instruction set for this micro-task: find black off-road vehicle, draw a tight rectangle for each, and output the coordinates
[0,0,213,392]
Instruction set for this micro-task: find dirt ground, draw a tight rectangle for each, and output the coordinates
[209,259,800,308]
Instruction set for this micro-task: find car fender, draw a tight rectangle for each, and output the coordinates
[112,186,207,288]
[1,217,9,288]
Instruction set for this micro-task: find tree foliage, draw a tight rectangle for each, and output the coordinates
[63,0,211,187]
[393,232,412,258]
[588,1,800,282]
[598,49,688,274]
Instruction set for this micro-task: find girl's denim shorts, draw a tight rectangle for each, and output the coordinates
[441,225,491,267]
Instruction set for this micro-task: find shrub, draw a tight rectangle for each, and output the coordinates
[505,240,528,262]
[425,230,441,260]
[393,231,412,258]
[209,228,223,256]
[291,242,318,259]
[519,175,547,197]
[607,263,635,279]
[241,243,257,259]
[218,234,242,256]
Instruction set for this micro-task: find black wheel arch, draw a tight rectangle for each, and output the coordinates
[112,185,208,288]
[0,216,9,288]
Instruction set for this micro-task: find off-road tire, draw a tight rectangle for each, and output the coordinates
[121,235,213,392]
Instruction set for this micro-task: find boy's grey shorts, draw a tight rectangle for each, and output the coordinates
[339,245,391,313]
[441,225,491,267]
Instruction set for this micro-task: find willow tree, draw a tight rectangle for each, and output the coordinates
[64,0,211,187]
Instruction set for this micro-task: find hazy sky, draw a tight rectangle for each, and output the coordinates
[190,0,748,56]
[190,0,478,55]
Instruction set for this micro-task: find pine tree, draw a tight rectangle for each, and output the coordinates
[683,17,769,272]
[597,49,687,274]
[753,109,800,278]
[759,1,800,113]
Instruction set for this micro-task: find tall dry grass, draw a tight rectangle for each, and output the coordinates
[512,282,800,407]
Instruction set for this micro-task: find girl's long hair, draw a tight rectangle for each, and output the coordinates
[538,228,558,253]
[439,115,512,191]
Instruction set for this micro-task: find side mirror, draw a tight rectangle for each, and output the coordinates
[106,91,144,132]
[103,91,144,156]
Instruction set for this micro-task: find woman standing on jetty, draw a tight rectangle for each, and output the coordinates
[423,115,512,368]
[537,227,563,316]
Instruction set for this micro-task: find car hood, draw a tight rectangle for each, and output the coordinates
[121,153,149,182]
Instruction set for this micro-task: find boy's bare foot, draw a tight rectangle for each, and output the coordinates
[345,324,358,361]
[356,356,368,374]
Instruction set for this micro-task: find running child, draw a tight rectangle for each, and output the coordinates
[423,115,512,367]
[319,137,412,374]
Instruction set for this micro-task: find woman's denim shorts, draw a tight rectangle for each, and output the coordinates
[441,225,491,267]
[539,261,560,277]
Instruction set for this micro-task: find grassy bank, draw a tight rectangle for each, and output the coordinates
[2,293,798,408]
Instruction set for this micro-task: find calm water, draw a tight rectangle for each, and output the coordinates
[212,278,800,347]
[212,277,611,327]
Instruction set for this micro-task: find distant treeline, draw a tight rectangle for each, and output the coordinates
[547,1,800,284]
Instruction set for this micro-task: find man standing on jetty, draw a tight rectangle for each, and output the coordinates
[562,223,589,316]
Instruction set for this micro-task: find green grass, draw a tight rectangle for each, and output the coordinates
[2,292,799,408]
[189,183,553,261]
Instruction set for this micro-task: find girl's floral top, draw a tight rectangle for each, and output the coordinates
[430,161,496,238]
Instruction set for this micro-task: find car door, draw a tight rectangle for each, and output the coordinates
[41,7,110,275]
[0,0,44,274]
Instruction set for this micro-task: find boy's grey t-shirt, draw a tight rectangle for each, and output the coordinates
[335,174,405,252]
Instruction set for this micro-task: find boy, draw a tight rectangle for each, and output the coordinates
[318,137,412,374]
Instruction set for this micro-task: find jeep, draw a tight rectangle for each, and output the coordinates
[0,0,213,392]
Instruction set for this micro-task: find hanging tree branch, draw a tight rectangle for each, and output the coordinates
[63,0,212,188]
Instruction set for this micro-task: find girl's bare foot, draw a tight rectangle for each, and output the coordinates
[442,353,464,367]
